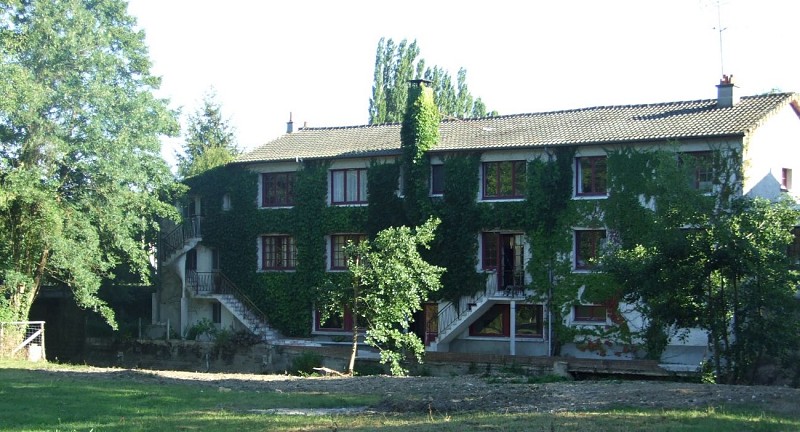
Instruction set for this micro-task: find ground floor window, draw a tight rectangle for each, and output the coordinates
[573,305,607,323]
[314,308,367,332]
[469,304,543,337]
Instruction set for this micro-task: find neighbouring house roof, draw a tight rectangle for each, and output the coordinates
[237,92,800,163]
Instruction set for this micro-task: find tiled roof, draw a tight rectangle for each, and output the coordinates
[237,93,799,163]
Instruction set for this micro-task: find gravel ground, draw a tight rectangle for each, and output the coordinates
[32,366,800,416]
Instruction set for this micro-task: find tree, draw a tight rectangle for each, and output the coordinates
[368,37,494,124]
[601,146,800,383]
[176,89,239,178]
[320,218,444,376]
[0,0,179,327]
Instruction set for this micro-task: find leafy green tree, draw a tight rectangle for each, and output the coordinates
[320,217,444,376]
[0,0,179,327]
[176,89,239,178]
[369,37,493,124]
[601,147,800,383]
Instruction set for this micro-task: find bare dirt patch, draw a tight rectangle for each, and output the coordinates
[28,366,800,416]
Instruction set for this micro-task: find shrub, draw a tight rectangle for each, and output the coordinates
[289,351,323,376]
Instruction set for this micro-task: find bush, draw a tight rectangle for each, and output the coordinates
[185,319,216,341]
[289,351,323,376]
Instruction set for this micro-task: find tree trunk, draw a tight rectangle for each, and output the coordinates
[709,278,722,382]
[348,286,359,376]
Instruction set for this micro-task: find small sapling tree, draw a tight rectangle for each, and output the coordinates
[320,217,444,376]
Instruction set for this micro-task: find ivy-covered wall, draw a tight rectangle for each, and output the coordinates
[183,139,738,359]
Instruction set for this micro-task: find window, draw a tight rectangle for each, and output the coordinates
[222,193,231,211]
[261,235,297,270]
[574,305,607,322]
[576,156,607,196]
[431,164,445,195]
[316,310,345,331]
[314,308,367,332]
[680,152,714,192]
[515,305,543,337]
[782,168,793,191]
[212,302,222,324]
[575,229,606,270]
[330,234,366,270]
[483,161,526,199]
[331,168,367,204]
[262,172,296,207]
[470,304,507,336]
[469,304,544,337]
[481,232,499,270]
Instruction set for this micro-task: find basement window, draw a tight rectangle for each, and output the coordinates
[469,304,543,337]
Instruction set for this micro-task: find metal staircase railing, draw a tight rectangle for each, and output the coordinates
[185,270,271,335]
[159,216,203,262]
[425,274,499,345]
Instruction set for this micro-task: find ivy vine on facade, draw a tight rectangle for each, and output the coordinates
[156,79,800,373]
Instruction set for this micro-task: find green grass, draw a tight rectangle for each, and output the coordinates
[1,360,798,431]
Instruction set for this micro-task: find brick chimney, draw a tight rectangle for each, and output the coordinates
[716,75,739,108]
[286,112,294,134]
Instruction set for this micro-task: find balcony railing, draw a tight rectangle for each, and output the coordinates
[159,216,203,262]
[425,274,499,346]
[185,270,270,330]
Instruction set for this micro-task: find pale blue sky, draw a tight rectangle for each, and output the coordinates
[126,0,800,166]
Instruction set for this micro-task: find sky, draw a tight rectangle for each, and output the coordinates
[125,0,800,167]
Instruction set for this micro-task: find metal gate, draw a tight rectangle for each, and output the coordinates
[0,321,46,361]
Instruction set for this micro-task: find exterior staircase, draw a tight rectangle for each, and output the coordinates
[426,275,526,351]
[186,270,280,343]
[160,217,203,267]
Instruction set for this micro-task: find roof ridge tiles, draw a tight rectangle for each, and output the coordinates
[297,122,401,131]
[237,92,798,163]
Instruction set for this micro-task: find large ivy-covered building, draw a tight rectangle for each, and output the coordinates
[156,79,800,369]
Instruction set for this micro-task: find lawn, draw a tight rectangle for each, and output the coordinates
[0,361,798,431]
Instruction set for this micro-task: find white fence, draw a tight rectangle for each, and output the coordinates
[0,321,46,362]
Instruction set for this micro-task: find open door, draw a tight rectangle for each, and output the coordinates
[498,233,525,294]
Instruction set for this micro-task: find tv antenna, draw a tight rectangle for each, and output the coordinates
[712,0,727,77]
